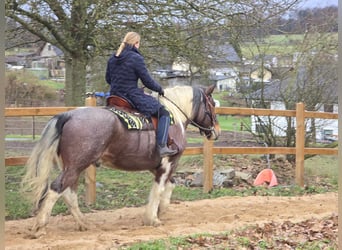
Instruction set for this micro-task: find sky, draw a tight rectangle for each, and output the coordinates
[299,0,338,8]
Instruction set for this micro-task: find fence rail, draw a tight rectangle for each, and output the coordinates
[5,99,338,201]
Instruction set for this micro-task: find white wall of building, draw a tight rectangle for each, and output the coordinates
[251,102,338,141]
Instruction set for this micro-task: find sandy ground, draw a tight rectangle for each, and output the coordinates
[5,192,337,250]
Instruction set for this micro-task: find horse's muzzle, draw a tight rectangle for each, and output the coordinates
[206,124,221,140]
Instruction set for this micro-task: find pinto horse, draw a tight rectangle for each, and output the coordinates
[21,84,220,237]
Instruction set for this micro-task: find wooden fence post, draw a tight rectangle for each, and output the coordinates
[85,94,97,204]
[203,138,214,193]
[295,102,305,187]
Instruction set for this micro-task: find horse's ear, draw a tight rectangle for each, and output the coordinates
[205,84,216,95]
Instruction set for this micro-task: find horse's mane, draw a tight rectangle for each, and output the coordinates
[158,86,194,125]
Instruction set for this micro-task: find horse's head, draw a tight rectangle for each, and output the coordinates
[191,84,221,140]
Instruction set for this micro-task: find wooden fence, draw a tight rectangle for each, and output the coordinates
[5,98,338,203]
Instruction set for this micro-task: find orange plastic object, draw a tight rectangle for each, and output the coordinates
[253,169,278,187]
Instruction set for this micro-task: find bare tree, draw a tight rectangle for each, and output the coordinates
[240,6,337,161]
[5,0,298,105]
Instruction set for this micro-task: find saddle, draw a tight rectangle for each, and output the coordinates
[106,95,173,146]
[106,95,158,130]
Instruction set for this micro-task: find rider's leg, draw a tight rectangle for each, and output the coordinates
[155,106,177,157]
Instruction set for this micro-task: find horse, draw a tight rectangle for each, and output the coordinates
[21,84,221,238]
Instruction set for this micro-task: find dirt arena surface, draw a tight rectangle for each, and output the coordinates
[5,192,337,249]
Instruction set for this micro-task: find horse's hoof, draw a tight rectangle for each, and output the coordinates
[143,217,162,227]
[152,219,162,227]
[77,223,88,231]
[29,226,46,239]
[158,206,169,216]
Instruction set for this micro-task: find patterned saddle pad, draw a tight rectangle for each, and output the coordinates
[107,107,154,130]
[106,95,174,130]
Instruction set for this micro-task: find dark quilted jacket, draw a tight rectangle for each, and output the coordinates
[105,45,163,117]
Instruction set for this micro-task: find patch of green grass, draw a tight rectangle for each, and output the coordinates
[39,79,65,90]
[5,166,32,219]
[217,115,250,131]
[5,153,337,221]
[212,92,231,107]
[5,134,40,140]
[121,240,170,250]
[305,155,338,185]
[121,223,337,249]
[186,137,203,144]
[177,155,204,170]
[305,155,338,176]
[5,192,32,220]
[241,33,337,58]
[6,70,64,90]
[266,34,305,44]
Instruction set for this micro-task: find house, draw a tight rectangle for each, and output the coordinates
[31,42,65,79]
[5,56,25,67]
[171,57,196,74]
[239,65,273,85]
[209,70,239,93]
[253,54,296,68]
[248,77,338,142]
[168,43,242,89]
[39,42,64,58]
[250,67,272,83]
[207,43,242,67]
[5,52,36,68]
[6,42,65,79]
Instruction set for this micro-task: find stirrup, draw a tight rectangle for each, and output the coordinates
[158,145,178,157]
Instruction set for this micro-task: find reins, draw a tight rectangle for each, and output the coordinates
[161,94,214,132]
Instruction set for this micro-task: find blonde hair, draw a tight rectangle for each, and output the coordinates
[115,32,141,56]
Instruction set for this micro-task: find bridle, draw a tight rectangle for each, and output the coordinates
[162,89,217,138]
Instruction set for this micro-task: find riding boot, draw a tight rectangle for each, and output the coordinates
[157,115,178,157]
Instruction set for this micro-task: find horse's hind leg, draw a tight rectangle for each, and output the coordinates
[144,158,172,226]
[62,187,88,231]
[31,189,61,238]
[51,168,88,231]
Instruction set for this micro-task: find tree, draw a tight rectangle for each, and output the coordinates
[239,6,338,162]
[5,0,298,106]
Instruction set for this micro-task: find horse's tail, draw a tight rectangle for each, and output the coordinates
[21,113,71,210]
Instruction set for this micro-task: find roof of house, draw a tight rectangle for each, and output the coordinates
[51,45,64,57]
[249,66,338,104]
[37,42,64,57]
[209,75,235,81]
[208,44,241,63]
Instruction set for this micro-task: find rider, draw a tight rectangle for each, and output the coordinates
[105,31,177,157]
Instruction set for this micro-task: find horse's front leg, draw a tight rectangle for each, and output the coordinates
[159,180,175,216]
[144,158,172,226]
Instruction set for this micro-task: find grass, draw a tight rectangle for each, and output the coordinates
[5,166,31,219]
[304,155,338,185]
[118,230,337,250]
[240,33,337,58]
[5,154,337,220]
[38,79,65,90]
[6,70,64,90]
[5,134,39,139]
[217,115,250,131]
[5,154,337,249]
[212,92,231,107]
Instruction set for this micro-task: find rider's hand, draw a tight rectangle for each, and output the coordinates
[159,89,164,96]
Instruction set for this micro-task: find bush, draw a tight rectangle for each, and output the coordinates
[5,70,59,107]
